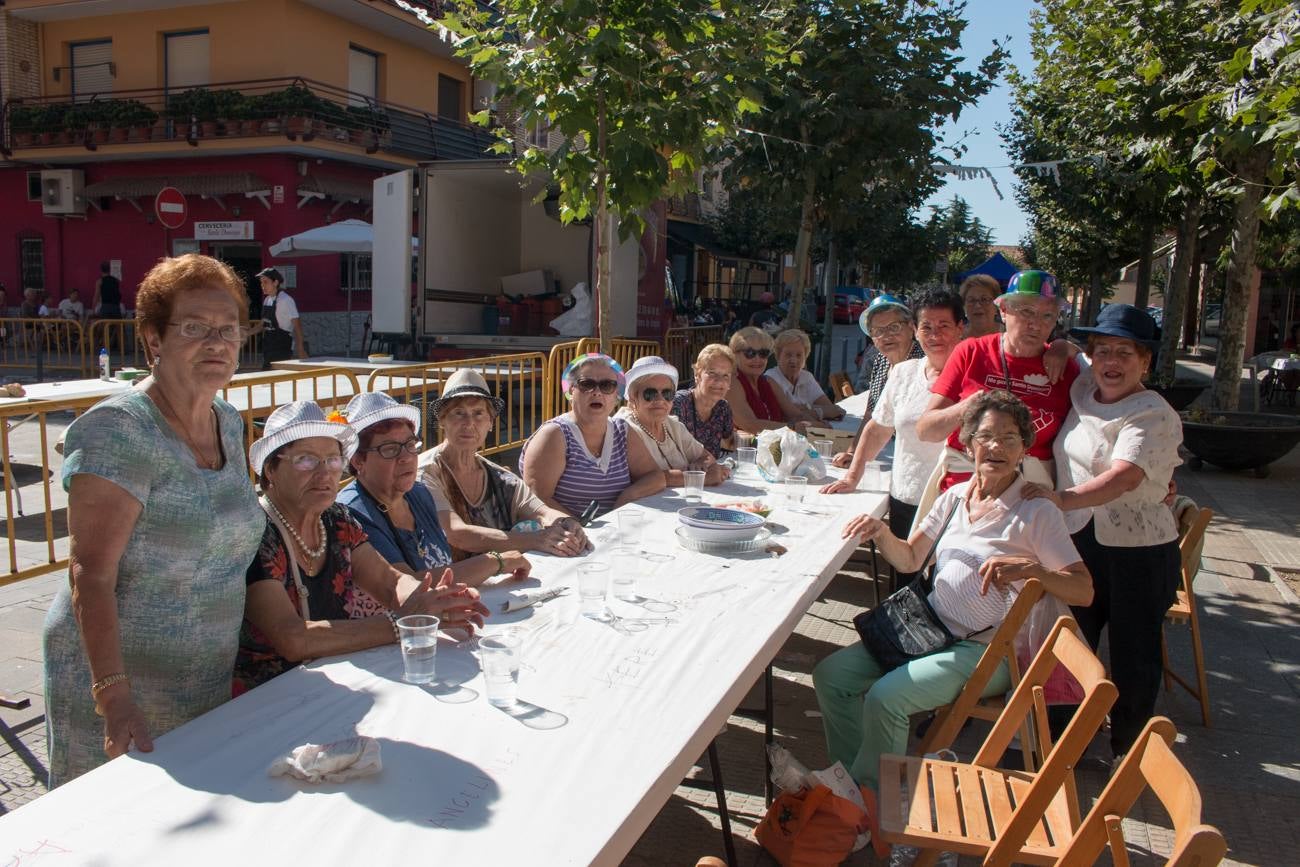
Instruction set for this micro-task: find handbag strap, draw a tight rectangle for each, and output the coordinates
[260,495,311,621]
[918,497,960,581]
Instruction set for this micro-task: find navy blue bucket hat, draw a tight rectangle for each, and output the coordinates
[1070,304,1161,354]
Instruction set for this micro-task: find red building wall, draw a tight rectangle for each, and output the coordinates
[1,154,381,313]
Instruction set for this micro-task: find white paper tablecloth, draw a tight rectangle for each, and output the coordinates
[0,474,886,865]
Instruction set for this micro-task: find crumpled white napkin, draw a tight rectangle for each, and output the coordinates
[268,736,382,783]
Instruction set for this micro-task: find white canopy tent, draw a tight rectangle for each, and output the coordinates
[268,220,418,356]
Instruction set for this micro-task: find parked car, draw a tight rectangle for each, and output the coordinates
[1204,303,1221,336]
[816,294,866,324]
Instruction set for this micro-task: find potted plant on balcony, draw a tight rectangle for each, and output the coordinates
[7,104,40,148]
[277,84,321,139]
[66,102,111,145]
[166,88,205,140]
[345,104,390,148]
[211,90,250,136]
[248,91,282,134]
[117,99,159,143]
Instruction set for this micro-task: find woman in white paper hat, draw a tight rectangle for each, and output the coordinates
[423,369,589,557]
[338,389,536,571]
[615,355,729,486]
[233,401,489,695]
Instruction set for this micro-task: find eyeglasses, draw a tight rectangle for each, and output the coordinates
[867,321,908,339]
[286,453,346,472]
[362,437,423,459]
[739,348,771,359]
[964,296,995,307]
[170,321,248,343]
[573,378,619,395]
[638,387,675,403]
[971,433,1023,448]
[1003,306,1059,325]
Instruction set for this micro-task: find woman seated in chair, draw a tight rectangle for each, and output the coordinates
[616,355,729,486]
[813,390,1093,792]
[764,329,845,421]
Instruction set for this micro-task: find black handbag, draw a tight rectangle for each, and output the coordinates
[852,500,964,672]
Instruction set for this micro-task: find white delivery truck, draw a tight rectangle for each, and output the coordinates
[370,161,644,355]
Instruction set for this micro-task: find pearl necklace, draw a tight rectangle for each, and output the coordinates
[629,411,668,444]
[266,496,327,559]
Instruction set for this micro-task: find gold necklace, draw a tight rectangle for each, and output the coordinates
[151,384,220,470]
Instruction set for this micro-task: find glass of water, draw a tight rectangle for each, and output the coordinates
[736,447,758,479]
[578,562,610,618]
[617,507,645,548]
[813,439,834,459]
[784,476,808,507]
[396,615,440,684]
[683,469,705,502]
[610,545,640,601]
[479,631,521,708]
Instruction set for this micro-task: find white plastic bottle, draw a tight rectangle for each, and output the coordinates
[98,347,110,381]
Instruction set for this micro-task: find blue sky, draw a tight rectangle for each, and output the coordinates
[921,0,1039,246]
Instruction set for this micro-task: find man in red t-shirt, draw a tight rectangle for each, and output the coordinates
[916,271,1076,495]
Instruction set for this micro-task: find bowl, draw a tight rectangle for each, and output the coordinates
[368,354,395,363]
[677,506,766,531]
[677,522,764,543]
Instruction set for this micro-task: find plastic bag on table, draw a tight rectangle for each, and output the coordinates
[1013,593,1085,705]
[755,427,829,483]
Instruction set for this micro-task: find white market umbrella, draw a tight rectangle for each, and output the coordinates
[268,220,418,355]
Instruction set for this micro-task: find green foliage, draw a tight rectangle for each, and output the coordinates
[925,196,993,278]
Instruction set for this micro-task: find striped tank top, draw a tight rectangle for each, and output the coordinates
[524,416,631,515]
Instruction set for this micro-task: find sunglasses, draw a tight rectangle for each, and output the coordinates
[574,378,619,395]
[362,437,423,459]
[740,348,771,359]
[638,387,675,403]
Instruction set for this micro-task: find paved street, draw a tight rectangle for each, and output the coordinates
[2,358,1297,865]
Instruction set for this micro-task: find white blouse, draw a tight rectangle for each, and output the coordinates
[764,367,825,408]
[873,358,945,505]
[615,408,709,471]
[1054,369,1183,547]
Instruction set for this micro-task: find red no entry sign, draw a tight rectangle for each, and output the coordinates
[155,186,188,229]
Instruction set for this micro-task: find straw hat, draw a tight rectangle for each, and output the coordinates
[249,401,356,475]
[431,368,506,418]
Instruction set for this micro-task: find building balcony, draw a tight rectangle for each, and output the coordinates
[0,77,506,166]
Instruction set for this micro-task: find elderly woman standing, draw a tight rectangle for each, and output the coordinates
[236,402,489,695]
[727,326,818,435]
[959,274,1003,339]
[815,391,1092,791]
[44,254,264,785]
[617,356,729,486]
[1023,304,1182,759]
[765,329,845,421]
[671,343,736,459]
[519,353,665,516]
[422,370,588,557]
[916,270,1077,510]
[338,390,533,577]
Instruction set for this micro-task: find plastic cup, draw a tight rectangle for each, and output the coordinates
[683,470,705,503]
[480,632,521,708]
[617,508,645,548]
[736,447,758,479]
[813,439,833,459]
[610,545,639,601]
[862,461,886,491]
[784,476,808,506]
[735,432,757,450]
[396,615,440,684]
[578,562,610,616]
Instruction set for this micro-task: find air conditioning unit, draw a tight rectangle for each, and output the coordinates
[41,169,86,215]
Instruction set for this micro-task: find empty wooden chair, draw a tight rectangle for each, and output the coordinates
[829,371,855,399]
[1056,716,1227,866]
[1162,505,1214,727]
[878,616,1118,866]
[916,578,1046,769]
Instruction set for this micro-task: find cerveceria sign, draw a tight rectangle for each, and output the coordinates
[194,221,256,241]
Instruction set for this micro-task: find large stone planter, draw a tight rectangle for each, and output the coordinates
[1180,411,1300,477]
[1150,381,1206,411]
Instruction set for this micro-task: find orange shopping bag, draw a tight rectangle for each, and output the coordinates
[755,783,878,867]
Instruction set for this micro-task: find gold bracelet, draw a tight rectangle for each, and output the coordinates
[91,672,129,696]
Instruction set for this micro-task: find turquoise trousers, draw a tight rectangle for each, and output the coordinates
[812,639,1010,790]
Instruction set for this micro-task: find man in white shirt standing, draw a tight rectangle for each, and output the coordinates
[248,267,307,368]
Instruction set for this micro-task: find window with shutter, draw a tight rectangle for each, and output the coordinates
[165,31,210,92]
[70,41,112,102]
[348,47,379,107]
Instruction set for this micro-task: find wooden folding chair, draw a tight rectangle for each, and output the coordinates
[878,616,1118,866]
[1161,505,1214,727]
[916,578,1045,770]
[829,371,855,399]
[1056,716,1227,866]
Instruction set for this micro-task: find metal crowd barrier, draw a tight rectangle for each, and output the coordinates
[82,319,263,374]
[664,325,725,386]
[219,367,363,456]
[0,318,87,377]
[543,338,665,419]
[365,353,547,457]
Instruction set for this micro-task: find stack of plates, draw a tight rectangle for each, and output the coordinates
[677,506,765,543]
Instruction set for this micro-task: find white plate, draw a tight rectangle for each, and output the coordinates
[675,526,772,554]
[677,523,764,543]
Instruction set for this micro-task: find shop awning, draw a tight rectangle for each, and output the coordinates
[296,174,374,207]
[84,172,271,200]
[667,219,726,255]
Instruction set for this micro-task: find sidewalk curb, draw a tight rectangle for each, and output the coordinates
[1266,566,1300,606]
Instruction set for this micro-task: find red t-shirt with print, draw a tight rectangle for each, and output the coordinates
[932,332,1078,462]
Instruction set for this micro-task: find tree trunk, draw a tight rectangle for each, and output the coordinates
[1133,218,1156,310]
[818,238,837,385]
[785,153,817,330]
[1211,152,1269,410]
[594,87,611,352]
[1086,264,1104,325]
[1183,243,1203,348]
[1156,200,1202,382]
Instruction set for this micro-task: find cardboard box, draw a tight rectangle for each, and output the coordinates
[500,269,553,296]
[806,426,856,454]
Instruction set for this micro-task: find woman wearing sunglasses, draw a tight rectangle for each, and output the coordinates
[234,402,489,696]
[617,356,729,485]
[726,326,819,435]
[519,353,666,516]
[338,391,532,577]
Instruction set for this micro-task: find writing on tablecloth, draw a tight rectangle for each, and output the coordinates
[427,746,519,829]
[5,840,72,867]
[597,646,659,690]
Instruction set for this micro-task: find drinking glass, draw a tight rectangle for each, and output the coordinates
[617,508,645,548]
[862,461,886,491]
[683,470,706,503]
[479,632,521,708]
[736,447,758,479]
[813,439,834,459]
[610,545,639,601]
[735,432,757,450]
[578,562,610,617]
[396,615,440,684]
[784,476,808,507]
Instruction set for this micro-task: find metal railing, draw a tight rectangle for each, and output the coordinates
[0,318,87,376]
[2,76,503,163]
[220,367,363,455]
[542,338,665,419]
[664,325,725,386]
[365,353,547,457]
